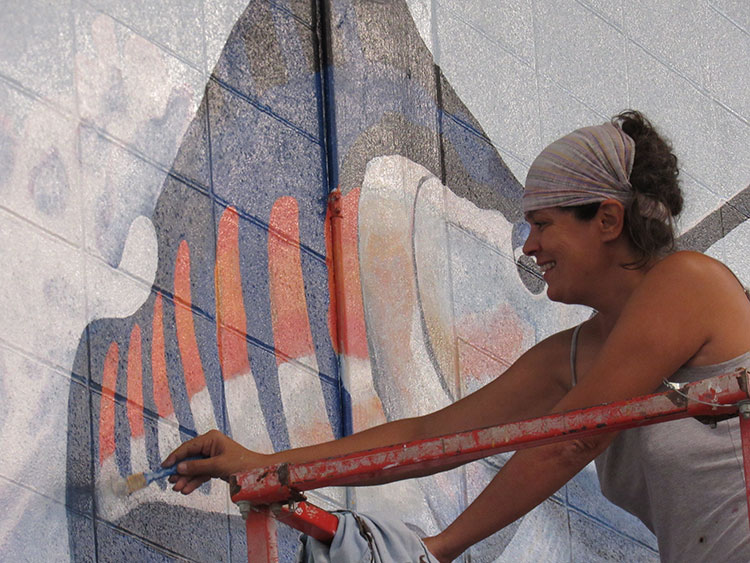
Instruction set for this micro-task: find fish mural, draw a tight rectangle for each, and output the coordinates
[0,0,746,561]
[63,1,590,560]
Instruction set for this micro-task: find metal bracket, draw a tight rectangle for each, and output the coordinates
[236,500,253,520]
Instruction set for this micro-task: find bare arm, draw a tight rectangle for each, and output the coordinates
[164,330,571,493]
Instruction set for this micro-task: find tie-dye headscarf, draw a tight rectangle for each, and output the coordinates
[522,122,668,221]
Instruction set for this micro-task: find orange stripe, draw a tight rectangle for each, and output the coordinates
[127,324,144,438]
[174,240,207,398]
[215,207,251,379]
[331,187,368,358]
[99,342,119,464]
[269,196,315,364]
[151,293,174,418]
[341,188,368,357]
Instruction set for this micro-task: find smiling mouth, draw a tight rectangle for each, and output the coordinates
[538,261,556,274]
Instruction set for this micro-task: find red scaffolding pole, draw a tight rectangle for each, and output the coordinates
[230,369,750,562]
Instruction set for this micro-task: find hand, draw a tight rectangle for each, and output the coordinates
[162,429,270,494]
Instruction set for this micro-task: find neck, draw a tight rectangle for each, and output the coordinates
[584,255,654,337]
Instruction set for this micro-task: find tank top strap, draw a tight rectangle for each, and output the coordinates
[570,323,584,387]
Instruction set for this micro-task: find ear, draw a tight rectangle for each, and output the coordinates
[597,199,626,242]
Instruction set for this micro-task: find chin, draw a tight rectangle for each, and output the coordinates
[545,285,573,305]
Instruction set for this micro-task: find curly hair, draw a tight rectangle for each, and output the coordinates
[569,110,682,268]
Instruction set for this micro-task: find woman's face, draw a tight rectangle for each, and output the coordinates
[522,206,603,304]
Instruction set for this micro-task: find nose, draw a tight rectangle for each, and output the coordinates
[522,228,538,256]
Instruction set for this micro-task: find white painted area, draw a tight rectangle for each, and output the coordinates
[358,156,454,419]
[188,387,220,437]
[494,500,571,563]
[341,355,386,433]
[117,215,158,285]
[278,356,335,448]
[84,224,155,325]
[0,347,72,505]
[224,371,275,454]
[360,156,588,415]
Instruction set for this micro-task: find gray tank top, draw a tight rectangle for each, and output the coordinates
[570,331,750,562]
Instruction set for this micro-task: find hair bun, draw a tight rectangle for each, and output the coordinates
[612,110,683,266]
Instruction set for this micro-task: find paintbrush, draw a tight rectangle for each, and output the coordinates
[111,457,200,497]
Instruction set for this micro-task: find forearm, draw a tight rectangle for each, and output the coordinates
[430,438,610,561]
[264,415,427,467]
[168,412,458,493]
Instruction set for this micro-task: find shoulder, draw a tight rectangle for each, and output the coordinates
[628,251,741,318]
[651,250,721,271]
[643,251,735,293]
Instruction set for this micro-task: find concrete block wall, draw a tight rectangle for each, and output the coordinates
[0,0,747,561]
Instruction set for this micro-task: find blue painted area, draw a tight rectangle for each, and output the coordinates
[67,511,97,562]
[160,298,198,440]
[169,96,212,191]
[207,80,326,252]
[440,111,524,218]
[300,249,343,437]
[134,88,195,173]
[96,521,189,562]
[211,3,321,142]
[234,207,292,452]
[144,418,165,491]
[113,351,133,478]
[512,221,530,250]
[191,311,230,437]
[151,178,218,319]
[65,346,94,516]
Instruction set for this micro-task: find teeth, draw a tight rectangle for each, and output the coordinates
[539,261,556,273]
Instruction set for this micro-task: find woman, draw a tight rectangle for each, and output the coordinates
[163,111,750,562]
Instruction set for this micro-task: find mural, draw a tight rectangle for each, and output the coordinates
[1,0,748,561]
[62,1,597,560]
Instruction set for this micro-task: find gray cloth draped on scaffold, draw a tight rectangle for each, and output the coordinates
[296,511,440,563]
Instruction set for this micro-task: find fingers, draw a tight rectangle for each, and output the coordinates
[175,456,224,478]
[162,430,222,467]
[168,473,211,495]
[162,439,201,468]
[162,430,257,495]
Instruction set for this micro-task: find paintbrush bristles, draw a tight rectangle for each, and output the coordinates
[108,460,184,498]
[124,472,148,494]
[111,473,148,497]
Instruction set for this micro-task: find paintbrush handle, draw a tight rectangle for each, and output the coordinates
[143,456,202,484]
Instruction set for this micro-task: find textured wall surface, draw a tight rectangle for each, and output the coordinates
[0,0,748,561]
